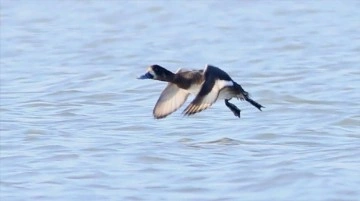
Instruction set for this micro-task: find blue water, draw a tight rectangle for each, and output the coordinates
[1,1,360,200]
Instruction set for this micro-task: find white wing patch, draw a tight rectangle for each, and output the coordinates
[217,80,233,89]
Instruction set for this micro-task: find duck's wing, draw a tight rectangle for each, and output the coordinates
[183,65,233,116]
[153,68,190,119]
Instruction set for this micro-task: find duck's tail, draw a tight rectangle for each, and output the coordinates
[242,91,264,111]
[235,82,264,111]
[245,97,264,111]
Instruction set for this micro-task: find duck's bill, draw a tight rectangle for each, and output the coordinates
[137,72,154,79]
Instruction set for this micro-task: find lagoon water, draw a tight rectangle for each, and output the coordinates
[1,1,360,200]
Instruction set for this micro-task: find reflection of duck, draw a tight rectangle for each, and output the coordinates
[138,64,264,119]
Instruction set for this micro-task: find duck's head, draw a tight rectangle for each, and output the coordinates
[138,64,172,81]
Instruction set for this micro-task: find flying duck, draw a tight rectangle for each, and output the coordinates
[138,64,264,119]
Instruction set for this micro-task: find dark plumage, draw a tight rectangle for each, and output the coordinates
[138,64,264,119]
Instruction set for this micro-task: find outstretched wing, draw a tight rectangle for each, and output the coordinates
[183,65,233,116]
[153,68,190,119]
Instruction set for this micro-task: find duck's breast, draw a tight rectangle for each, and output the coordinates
[187,82,203,95]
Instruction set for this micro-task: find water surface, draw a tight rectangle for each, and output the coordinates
[1,1,360,200]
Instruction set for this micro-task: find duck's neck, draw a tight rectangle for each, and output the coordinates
[159,69,175,82]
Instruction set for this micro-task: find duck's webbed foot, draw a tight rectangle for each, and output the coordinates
[225,99,241,118]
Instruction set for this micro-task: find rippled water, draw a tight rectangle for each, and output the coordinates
[1,1,360,200]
